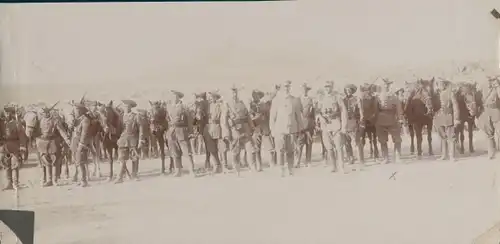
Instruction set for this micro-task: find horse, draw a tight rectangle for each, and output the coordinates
[148,100,173,174]
[96,101,122,181]
[136,108,152,160]
[403,78,435,158]
[359,83,380,160]
[453,81,479,154]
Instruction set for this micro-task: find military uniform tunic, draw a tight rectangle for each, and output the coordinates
[117,111,144,161]
[71,114,93,165]
[36,115,70,166]
[0,117,27,169]
[222,99,255,156]
[205,100,229,154]
[249,98,276,155]
[165,102,193,158]
[317,93,347,151]
[433,87,459,141]
[478,84,500,139]
[375,90,403,144]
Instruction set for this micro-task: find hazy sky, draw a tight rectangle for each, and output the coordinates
[0,0,499,102]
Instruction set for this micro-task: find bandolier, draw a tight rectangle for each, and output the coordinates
[316,80,348,173]
[477,72,500,159]
[0,104,28,190]
[36,102,71,187]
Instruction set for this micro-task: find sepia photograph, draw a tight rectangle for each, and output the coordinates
[1,0,500,243]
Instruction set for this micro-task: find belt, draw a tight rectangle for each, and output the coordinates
[170,122,188,127]
[209,119,220,124]
[233,118,248,124]
[40,135,57,140]
[485,104,498,109]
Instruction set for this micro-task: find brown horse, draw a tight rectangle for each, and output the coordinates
[453,82,479,154]
[359,83,380,160]
[403,78,435,158]
[96,101,122,181]
[148,100,173,174]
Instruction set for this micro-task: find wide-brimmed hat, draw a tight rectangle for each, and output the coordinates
[301,82,311,90]
[3,105,16,113]
[252,89,265,99]
[208,90,221,99]
[282,80,292,87]
[344,84,357,94]
[121,99,137,108]
[324,80,334,88]
[194,92,207,99]
[170,90,184,99]
[381,77,394,84]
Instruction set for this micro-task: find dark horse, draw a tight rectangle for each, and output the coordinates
[148,100,173,174]
[453,81,479,154]
[96,100,122,181]
[403,78,435,158]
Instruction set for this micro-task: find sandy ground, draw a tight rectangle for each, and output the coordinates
[0,133,499,244]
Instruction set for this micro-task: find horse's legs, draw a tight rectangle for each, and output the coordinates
[413,123,424,157]
[467,120,475,153]
[409,124,415,155]
[427,121,434,155]
[107,145,114,181]
[370,126,379,159]
[158,135,166,174]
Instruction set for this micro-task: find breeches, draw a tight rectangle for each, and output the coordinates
[252,133,276,153]
[230,135,255,155]
[478,115,500,139]
[296,129,314,147]
[435,125,455,141]
[0,152,22,169]
[118,147,140,161]
[205,137,229,154]
[74,148,90,165]
[321,130,343,151]
[274,133,298,154]
[376,125,402,144]
[167,139,192,158]
[343,130,361,146]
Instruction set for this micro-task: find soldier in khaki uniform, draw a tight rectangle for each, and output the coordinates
[248,89,276,171]
[270,81,304,176]
[295,83,315,168]
[222,85,256,176]
[204,90,229,174]
[36,102,71,187]
[115,99,145,183]
[1,105,28,190]
[433,77,460,161]
[477,72,500,159]
[70,100,93,187]
[165,90,197,177]
[376,78,404,164]
[316,80,348,173]
[343,84,365,168]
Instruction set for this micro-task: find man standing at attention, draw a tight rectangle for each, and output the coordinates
[376,78,404,164]
[434,77,460,161]
[270,80,304,177]
[316,80,348,173]
[295,83,315,168]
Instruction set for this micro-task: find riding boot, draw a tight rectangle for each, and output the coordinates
[428,138,434,155]
[256,153,263,172]
[54,160,61,184]
[173,157,182,177]
[2,169,13,191]
[448,139,457,161]
[329,150,337,172]
[488,138,496,160]
[114,161,127,184]
[356,145,365,170]
[295,147,303,168]
[40,166,47,186]
[12,168,20,190]
[232,155,241,177]
[439,140,448,160]
[279,152,286,177]
[286,153,294,176]
[219,153,229,174]
[380,143,389,164]
[43,165,54,187]
[168,157,175,174]
[187,155,197,177]
[79,164,89,187]
[270,151,277,168]
[161,158,166,175]
[131,160,140,181]
[394,142,402,163]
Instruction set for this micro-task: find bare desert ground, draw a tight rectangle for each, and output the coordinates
[0,133,499,244]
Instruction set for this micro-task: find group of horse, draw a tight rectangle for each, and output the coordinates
[3,78,491,185]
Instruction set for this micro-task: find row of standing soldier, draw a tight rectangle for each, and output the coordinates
[2,72,500,190]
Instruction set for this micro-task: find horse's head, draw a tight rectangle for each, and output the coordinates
[97,100,119,134]
[23,109,39,139]
[456,82,478,117]
[149,100,166,123]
